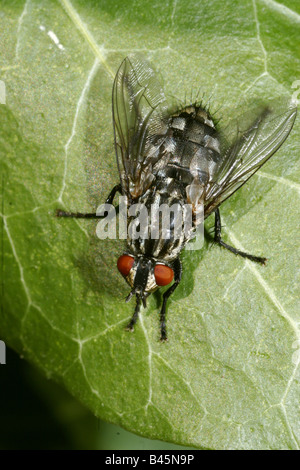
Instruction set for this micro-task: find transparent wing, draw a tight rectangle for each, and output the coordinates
[204,101,297,216]
[112,55,169,199]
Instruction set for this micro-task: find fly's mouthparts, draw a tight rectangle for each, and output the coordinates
[126,291,134,303]
[126,288,147,308]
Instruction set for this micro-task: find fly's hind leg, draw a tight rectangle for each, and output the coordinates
[56,184,122,219]
[159,258,182,342]
[214,208,267,265]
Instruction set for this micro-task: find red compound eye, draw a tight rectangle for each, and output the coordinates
[117,255,135,277]
[154,264,174,286]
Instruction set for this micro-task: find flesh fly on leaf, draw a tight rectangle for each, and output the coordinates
[57,56,297,341]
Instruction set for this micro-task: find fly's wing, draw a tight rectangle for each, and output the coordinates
[112,56,169,200]
[204,100,297,216]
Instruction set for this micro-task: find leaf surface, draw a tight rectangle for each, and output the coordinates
[1,0,299,449]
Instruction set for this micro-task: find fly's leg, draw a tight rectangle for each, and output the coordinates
[56,210,105,218]
[126,297,141,332]
[56,184,122,218]
[159,258,182,342]
[214,208,267,265]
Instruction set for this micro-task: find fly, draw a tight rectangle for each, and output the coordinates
[57,56,297,341]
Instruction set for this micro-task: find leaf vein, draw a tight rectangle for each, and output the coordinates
[59,0,114,78]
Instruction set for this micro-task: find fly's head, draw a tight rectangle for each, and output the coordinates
[117,254,174,306]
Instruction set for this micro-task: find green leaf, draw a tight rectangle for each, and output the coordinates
[1,0,299,450]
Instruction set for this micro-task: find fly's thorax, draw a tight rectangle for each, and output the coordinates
[126,180,190,261]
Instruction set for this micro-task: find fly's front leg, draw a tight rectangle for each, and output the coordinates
[126,297,142,332]
[214,208,267,265]
[56,184,122,219]
[159,258,182,342]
